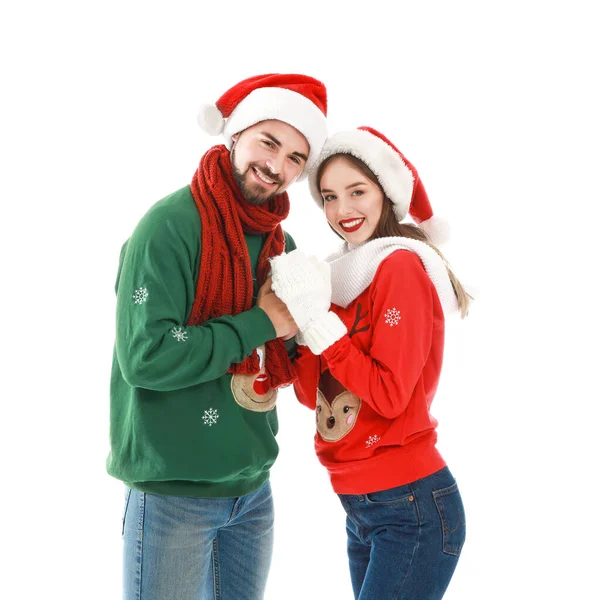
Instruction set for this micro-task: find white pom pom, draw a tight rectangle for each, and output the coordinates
[197,103,224,136]
[420,215,451,246]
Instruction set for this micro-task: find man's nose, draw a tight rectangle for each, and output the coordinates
[265,158,280,174]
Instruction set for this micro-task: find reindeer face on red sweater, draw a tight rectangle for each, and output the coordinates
[316,369,361,441]
[231,347,277,412]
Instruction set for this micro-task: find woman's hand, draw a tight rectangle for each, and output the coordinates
[270,250,347,354]
[269,250,332,330]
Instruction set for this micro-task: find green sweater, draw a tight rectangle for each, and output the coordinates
[106,185,296,497]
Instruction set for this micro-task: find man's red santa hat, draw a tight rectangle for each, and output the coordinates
[197,73,328,176]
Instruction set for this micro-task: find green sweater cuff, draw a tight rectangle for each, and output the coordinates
[239,306,277,349]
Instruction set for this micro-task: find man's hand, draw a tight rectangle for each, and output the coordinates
[257,277,299,340]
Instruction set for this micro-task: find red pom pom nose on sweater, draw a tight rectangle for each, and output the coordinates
[253,374,271,395]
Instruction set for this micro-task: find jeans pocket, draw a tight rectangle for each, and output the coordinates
[365,485,414,505]
[122,487,132,536]
[432,482,466,557]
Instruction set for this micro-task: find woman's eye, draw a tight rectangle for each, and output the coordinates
[323,194,336,202]
[351,190,364,196]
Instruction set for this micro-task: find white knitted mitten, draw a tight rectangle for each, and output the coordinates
[270,250,347,354]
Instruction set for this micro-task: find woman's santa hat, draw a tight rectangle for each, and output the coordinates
[308,126,450,244]
[197,73,328,176]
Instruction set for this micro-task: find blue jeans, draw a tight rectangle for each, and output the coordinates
[339,467,465,600]
[122,480,274,600]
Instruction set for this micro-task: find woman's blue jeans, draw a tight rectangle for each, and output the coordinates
[122,480,274,600]
[339,467,466,600]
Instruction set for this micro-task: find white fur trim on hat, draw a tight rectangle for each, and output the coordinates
[222,87,328,176]
[308,129,414,219]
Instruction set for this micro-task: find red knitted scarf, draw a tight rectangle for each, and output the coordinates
[188,144,296,388]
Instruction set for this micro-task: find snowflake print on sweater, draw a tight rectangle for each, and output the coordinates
[384,307,401,326]
[202,408,219,426]
[133,287,149,304]
[171,327,188,342]
[366,434,381,448]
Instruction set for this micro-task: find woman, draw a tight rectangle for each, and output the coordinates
[270,126,470,599]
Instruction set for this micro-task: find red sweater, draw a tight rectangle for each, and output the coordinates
[293,250,447,494]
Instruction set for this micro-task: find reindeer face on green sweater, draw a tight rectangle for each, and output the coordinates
[316,369,361,441]
[231,347,277,412]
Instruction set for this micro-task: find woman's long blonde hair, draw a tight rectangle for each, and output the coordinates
[317,154,471,318]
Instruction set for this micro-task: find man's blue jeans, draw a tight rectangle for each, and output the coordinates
[122,480,274,600]
[339,467,465,600]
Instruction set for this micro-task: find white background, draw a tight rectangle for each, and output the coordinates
[2,1,589,598]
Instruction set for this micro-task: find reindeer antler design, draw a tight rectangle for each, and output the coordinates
[349,302,370,338]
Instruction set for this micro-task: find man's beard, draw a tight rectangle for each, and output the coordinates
[231,148,284,206]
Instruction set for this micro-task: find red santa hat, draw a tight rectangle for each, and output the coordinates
[308,126,450,244]
[197,73,328,176]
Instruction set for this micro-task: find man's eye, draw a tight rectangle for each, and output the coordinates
[289,156,301,165]
[262,140,274,148]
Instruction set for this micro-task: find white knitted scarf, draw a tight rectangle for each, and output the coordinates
[325,237,459,316]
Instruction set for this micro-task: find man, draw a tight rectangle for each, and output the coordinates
[107,74,328,600]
